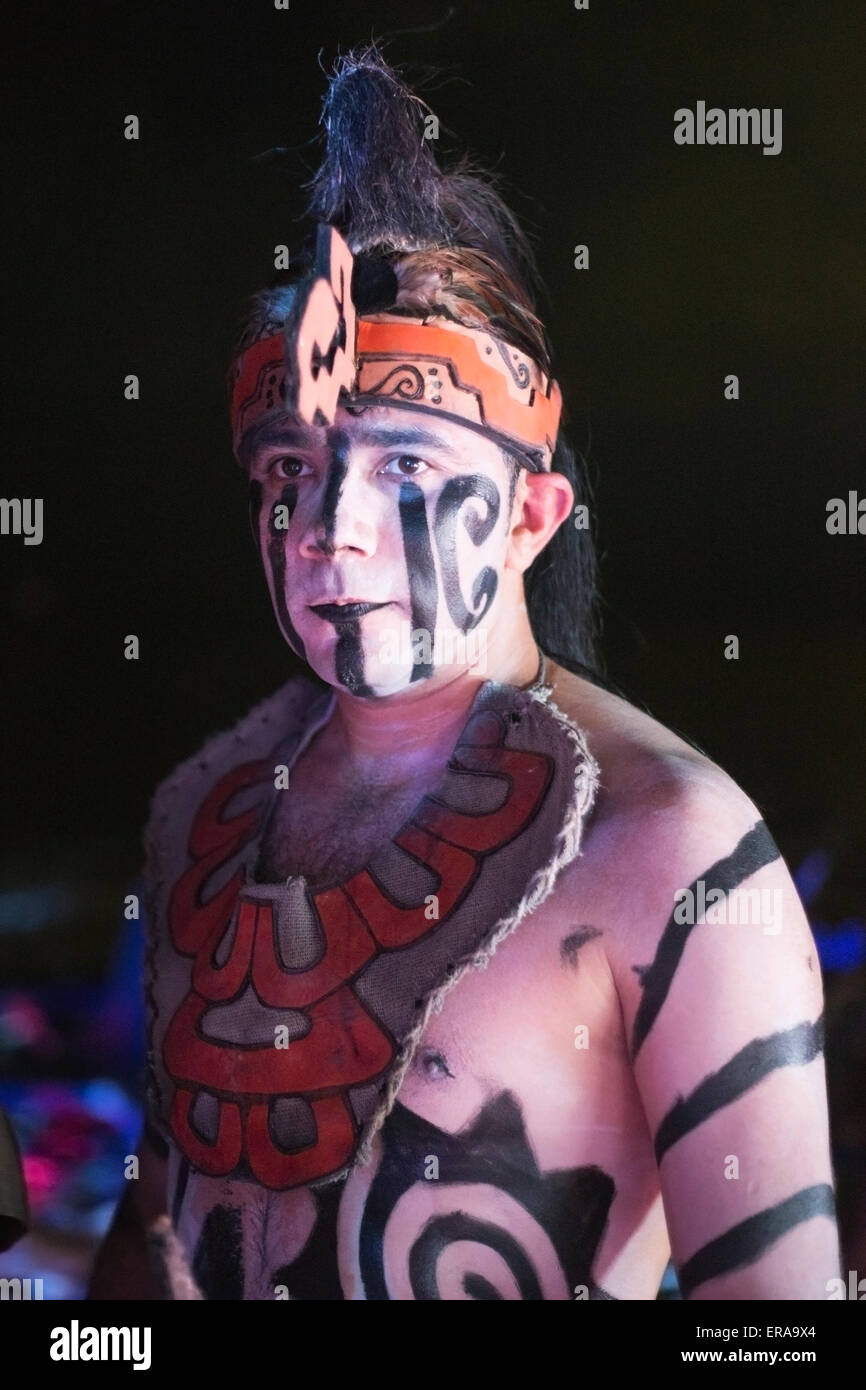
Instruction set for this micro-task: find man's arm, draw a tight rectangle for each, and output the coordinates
[87,1124,169,1300]
[605,767,841,1300]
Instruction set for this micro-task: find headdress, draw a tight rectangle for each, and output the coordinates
[229,45,562,471]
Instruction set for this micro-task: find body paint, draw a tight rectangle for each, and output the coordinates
[192,1204,245,1301]
[398,479,439,682]
[333,617,374,697]
[631,822,781,1058]
[357,1092,615,1300]
[433,475,501,631]
[410,1213,541,1299]
[271,1182,345,1301]
[560,925,603,969]
[319,443,350,552]
[259,458,506,695]
[654,1014,825,1165]
[677,1183,835,1298]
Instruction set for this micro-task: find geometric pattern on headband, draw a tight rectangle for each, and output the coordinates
[229,225,562,471]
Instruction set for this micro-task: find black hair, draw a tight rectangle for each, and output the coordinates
[523,433,600,673]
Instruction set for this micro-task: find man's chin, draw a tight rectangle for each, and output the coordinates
[335,657,432,698]
[294,611,407,693]
[293,615,490,696]
[297,642,440,698]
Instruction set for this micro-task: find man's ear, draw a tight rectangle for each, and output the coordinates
[506,468,574,573]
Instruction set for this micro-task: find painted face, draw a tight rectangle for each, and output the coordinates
[244,405,516,697]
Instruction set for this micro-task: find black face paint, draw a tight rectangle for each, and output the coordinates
[560,925,603,970]
[654,1014,825,1166]
[398,479,439,683]
[433,475,501,631]
[631,822,781,1058]
[333,617,374,697]
[677,1183,836,1298]
[192,1204,245,1301]
[358,1092,615,1300]
[265,482,307,661]
[320,437,350,552]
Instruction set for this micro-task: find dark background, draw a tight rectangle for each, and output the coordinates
[1,0,864,1293]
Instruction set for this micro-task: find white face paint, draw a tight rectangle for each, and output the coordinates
[245,404,517,697]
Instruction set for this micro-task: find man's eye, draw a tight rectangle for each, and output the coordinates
[270,456,310,479]
[380,455,431,477]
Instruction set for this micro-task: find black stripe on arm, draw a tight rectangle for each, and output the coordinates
[677,1183,836,1298]
[631,821,780,1058]
[654,1015,824,1165]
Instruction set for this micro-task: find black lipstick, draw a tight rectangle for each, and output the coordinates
[309,601,390,623]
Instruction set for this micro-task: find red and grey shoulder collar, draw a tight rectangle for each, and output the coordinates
[143,675,599,1190]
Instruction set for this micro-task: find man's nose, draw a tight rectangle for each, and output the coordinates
[297,455,379,558]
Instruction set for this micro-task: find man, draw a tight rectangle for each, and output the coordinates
[89,45,839,1301]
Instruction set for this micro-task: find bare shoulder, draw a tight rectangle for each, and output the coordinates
[547,660,759,828]
[545,662,805,959]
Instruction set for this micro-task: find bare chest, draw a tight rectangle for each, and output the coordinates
[255,766,441,890]
[161,692,672,1297]
[169,888,668,1300]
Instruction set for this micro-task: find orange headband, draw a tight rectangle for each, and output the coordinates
[229,226,561,471]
